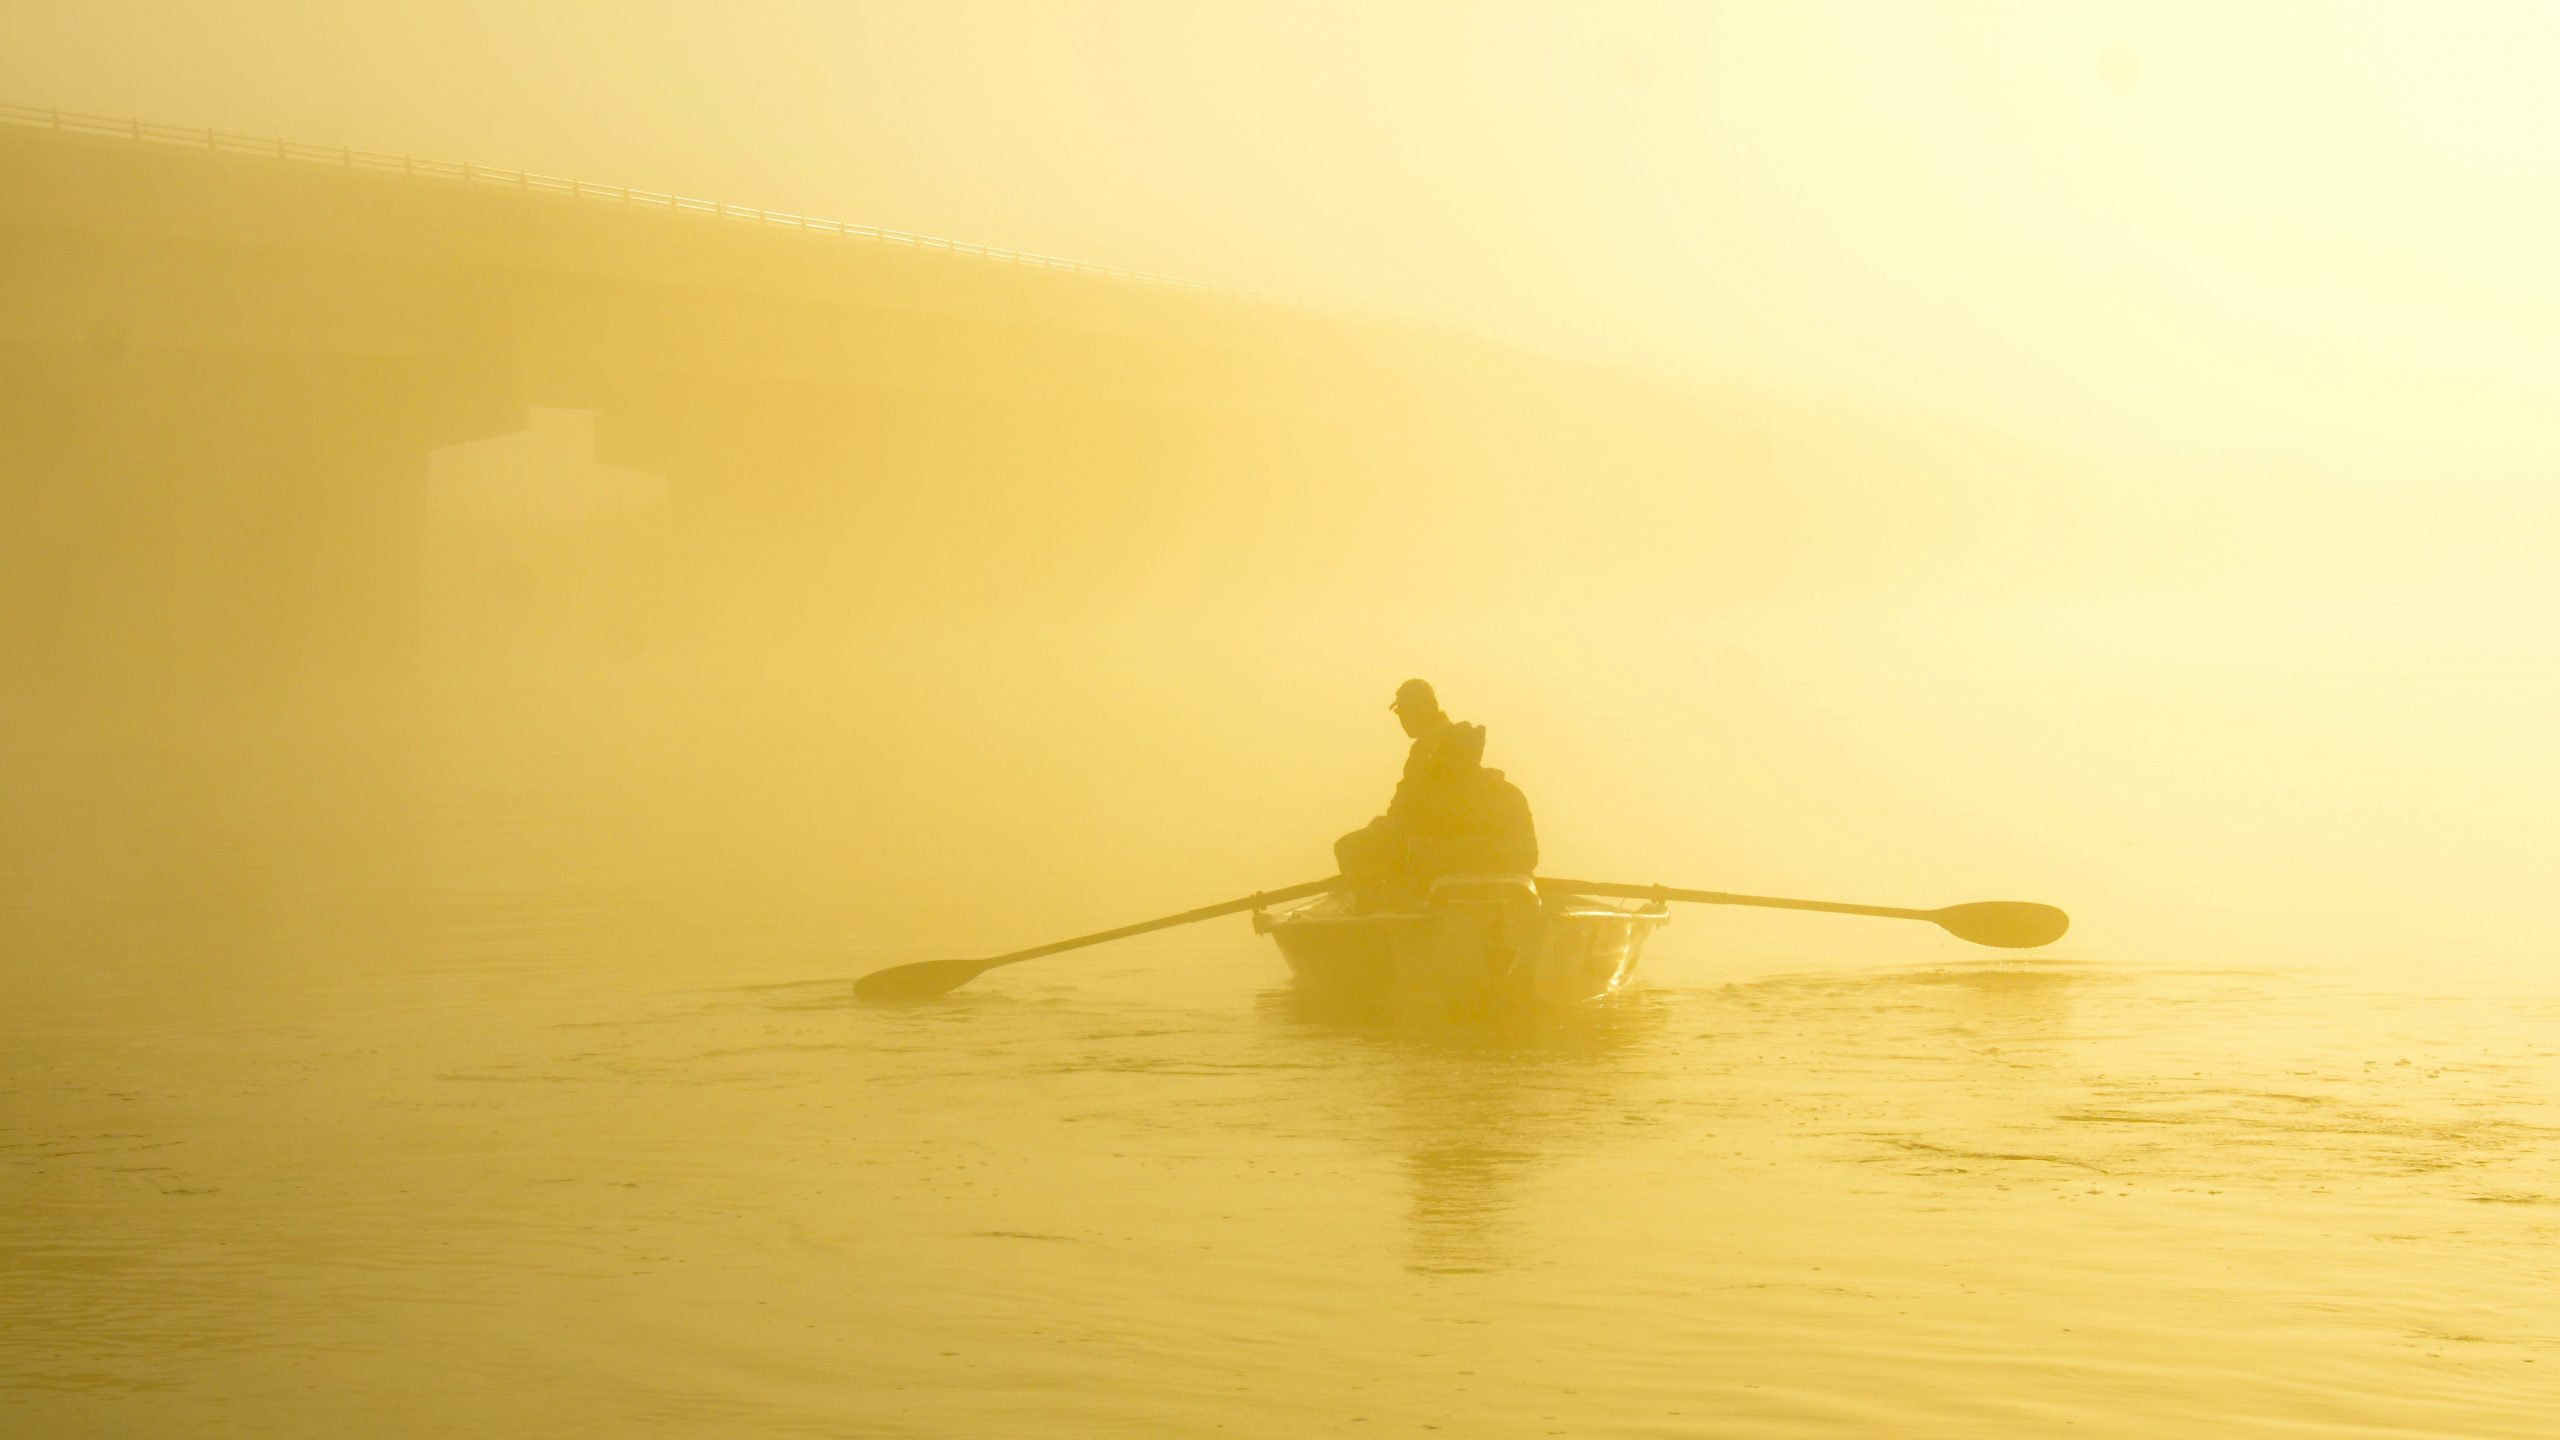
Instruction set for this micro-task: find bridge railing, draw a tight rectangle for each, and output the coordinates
[1,101,1292,306]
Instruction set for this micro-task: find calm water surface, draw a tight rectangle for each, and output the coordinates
[4,789,2556,1437]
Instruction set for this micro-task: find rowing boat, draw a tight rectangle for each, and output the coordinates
[1252,874,1669,1011]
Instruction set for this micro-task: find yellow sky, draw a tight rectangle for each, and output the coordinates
[10,1,2560,991]
[9,1,2558,475]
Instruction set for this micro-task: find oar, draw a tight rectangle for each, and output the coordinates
[1538,878,2069,949]
[854,876,1345,1003]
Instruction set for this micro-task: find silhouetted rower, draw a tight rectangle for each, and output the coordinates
[1335,679,1538,905]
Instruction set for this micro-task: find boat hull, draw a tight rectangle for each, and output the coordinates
[1253,876,1668,1012]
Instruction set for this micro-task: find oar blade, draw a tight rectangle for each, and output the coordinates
[1932,901,2070,949]
[854,958,992,1004]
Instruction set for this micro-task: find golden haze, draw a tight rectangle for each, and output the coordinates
[3,5,2557,1438]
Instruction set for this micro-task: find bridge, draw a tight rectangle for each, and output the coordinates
[0,106,1534,730]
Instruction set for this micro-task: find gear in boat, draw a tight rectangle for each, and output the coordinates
[1256,873,1668,1010]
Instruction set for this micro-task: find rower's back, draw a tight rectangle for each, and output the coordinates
[1406,725,1539,882]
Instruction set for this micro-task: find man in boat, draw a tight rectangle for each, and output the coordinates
[1334,680,1539,905]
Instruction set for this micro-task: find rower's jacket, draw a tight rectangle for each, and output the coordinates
[1376,718,1538,877]
[1407,767,1538,878]
[1385,717,1481,826]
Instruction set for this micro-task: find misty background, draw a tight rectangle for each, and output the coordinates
[4,2,2557,1003]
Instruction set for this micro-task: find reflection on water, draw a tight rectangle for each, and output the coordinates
[1259,988,1670,1276]
[4,795,2558,1437]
